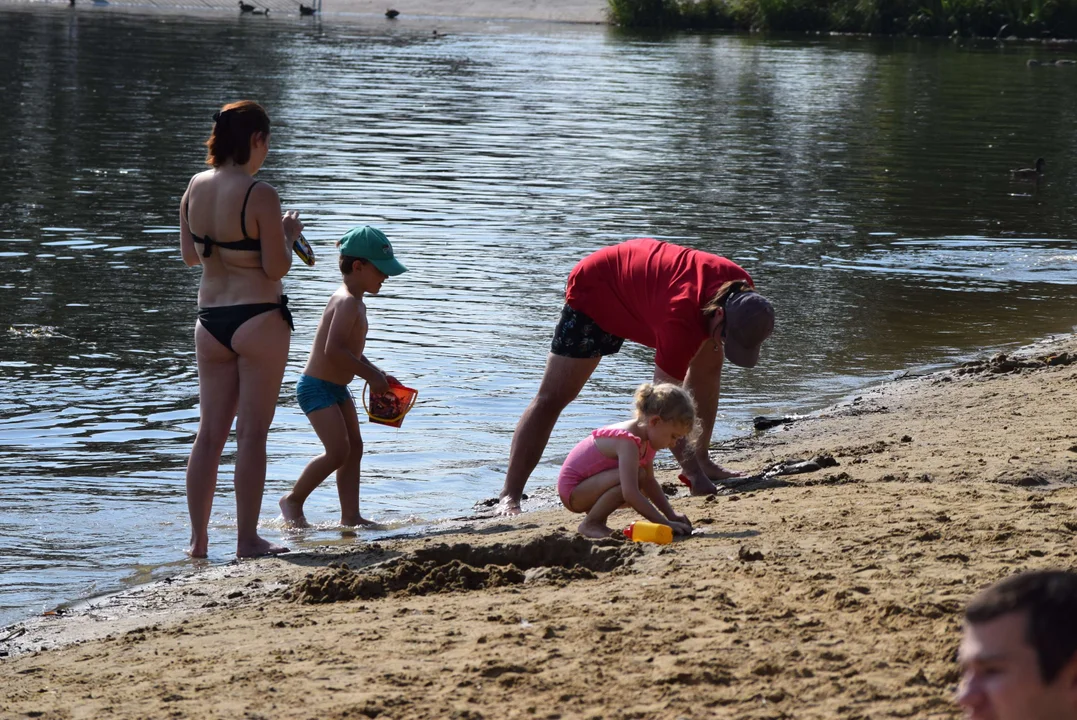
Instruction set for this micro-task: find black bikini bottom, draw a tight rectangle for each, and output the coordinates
[197,295,294,352]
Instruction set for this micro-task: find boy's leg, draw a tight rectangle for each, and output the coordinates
[279,404,350,526]
[335,398,368,527]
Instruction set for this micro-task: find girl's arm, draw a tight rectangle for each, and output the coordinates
[639,465,691,528]
[179,182,200,267]
[611,441,673,526]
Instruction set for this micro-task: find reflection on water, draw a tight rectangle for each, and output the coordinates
[1,7,1076,626]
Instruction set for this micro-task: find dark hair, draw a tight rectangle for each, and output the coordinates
[702,280,755,318]
[204,101,271,167]
[340,255,363,275]
[965,570,1077,683]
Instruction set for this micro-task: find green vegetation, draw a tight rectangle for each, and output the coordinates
[607,0,1077,36]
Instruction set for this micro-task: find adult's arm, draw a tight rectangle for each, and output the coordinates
[654,338,724,455]
[249,183,296,281]
[179,183,200,268]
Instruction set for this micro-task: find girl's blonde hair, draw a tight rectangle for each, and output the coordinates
[634,383,697,438]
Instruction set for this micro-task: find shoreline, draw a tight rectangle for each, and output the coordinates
[0,0,611,24]
[3,332,1077,717]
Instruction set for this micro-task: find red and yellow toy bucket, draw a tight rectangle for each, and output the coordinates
[362,379,418,428]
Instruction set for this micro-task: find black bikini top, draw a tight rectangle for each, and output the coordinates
[186,181,262,257]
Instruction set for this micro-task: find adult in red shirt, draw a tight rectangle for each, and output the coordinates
[498,238,775,515]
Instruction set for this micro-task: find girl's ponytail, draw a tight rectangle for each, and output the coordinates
[634,382,696,430]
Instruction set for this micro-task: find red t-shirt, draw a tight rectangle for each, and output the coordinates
[564,238,752,380]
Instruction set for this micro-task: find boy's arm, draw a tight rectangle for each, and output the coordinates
[324,298,390,394]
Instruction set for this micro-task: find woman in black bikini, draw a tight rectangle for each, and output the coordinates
[179,100,302,558]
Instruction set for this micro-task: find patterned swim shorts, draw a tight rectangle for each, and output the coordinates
[549,304,625,359]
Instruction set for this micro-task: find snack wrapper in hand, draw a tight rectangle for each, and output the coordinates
[294,233,315,266]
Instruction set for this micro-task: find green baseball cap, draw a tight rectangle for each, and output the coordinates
[338,226,407,277]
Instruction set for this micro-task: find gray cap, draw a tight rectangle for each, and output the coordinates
[723,291,774,368]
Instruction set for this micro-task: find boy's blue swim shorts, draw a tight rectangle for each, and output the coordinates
[296,374,352,415]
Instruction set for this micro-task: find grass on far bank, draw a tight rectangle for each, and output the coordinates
[607,0,1077,37]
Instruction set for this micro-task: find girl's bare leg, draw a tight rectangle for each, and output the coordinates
[279,404,350,527]
[567,468,623,538]
[578,485,625,539]
[186,323,240,559]
[335,399,370,527]
[232,311,291,558]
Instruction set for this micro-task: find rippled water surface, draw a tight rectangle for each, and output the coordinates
[2,5,1077,626]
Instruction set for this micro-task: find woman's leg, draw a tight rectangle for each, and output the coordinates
[186,322,240,558]
[500,354,601,515]
[567,467,623,538]
[279,404,350,527]
[232,310,291,558]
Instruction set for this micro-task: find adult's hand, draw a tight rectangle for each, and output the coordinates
[282,210,303,245]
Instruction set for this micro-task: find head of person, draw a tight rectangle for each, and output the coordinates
[204,100,271,171]
[702,281,775,368]
[338,225,407,294]
[958,570,1077,720]
[633,382,697,450]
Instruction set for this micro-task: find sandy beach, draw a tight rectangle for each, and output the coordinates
[3,334,1077,718]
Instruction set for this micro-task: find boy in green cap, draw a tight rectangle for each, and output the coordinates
[279,226,407,528]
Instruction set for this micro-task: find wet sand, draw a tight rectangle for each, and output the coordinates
[3,335,1077,718]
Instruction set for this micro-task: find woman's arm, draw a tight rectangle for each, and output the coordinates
[179,182,201,267]
[251,184,297,281]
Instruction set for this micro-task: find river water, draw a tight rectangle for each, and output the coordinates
[1,5,1076,627]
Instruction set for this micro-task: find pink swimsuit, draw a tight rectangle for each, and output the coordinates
[557,426,657,508]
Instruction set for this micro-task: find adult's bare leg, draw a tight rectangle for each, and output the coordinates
[232,311,291,558]
[499,354,601,515]
[186,323,240,558]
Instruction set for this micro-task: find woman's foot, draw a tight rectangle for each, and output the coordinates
[279,493,311,528]
[236,535,289,558]
[577,519,615,539]
[186,534,209,559]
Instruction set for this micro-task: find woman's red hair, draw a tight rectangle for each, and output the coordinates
[204,100,271,167]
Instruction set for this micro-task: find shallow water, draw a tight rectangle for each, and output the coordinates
[1,6,1077,626]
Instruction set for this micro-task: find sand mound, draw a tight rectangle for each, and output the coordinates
[290,532,639,603]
